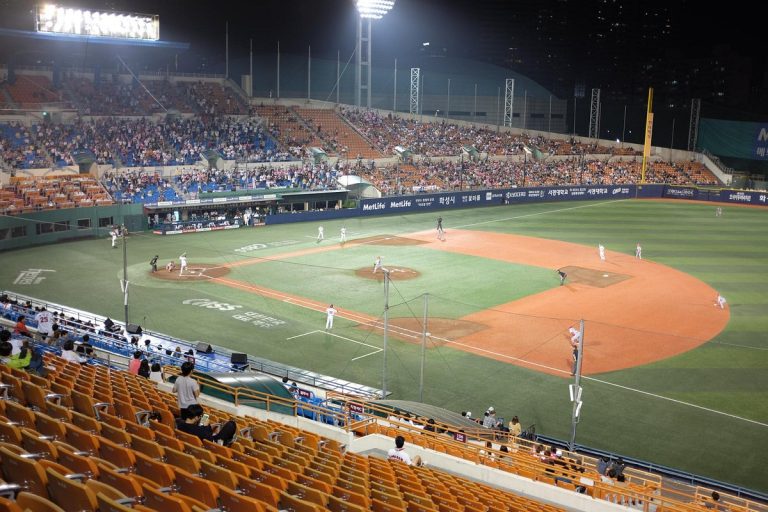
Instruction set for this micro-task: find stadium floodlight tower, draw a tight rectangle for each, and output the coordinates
[355,0,395,108]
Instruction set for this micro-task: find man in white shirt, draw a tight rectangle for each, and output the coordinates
[388,436,414,465]
[35,308,54,341]
[325,304,337,330]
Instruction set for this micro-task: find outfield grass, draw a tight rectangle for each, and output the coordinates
[1,198,767,492]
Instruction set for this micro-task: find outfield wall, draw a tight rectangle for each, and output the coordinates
[264,184,768,224]
[2,185,766,250]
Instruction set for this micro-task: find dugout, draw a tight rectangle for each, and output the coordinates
[178,372,295,416]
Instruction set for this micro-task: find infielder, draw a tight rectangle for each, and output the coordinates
[179,253,188,275]
[166,260,176,272]
[437,216,445,241]
[635,243,642,259]
[325,304,337,330]
[568,327,581,346]
[317,225,324,243]
[340,226,347,244]
[598,243,606,262]
[556,269,567,286]
[150,255,159,273]
[715,293,727,309]
[373,255,383,273]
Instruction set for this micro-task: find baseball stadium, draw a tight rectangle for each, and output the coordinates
[0,2,767,512]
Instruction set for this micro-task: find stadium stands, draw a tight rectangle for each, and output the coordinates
[2,293,766,512]
[0,175,113,214]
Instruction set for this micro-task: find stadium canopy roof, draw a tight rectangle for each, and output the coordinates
[0,28,189,50]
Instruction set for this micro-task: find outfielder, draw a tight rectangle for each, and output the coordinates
[317,225,324,243]
[340,226,347,244]
[179,253,188,275]
[325,304,337,330]
[110,229,117,248]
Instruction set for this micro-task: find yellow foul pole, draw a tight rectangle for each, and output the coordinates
[641,87,654,184]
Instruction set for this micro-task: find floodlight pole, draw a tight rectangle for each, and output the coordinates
[382,269,390,398]
[393,58,397,112]
[447,79,451,119]
[569,319,585,450]
[122,229,129,329]
[275,41,280,100]
[249,39,253,97]
[225,22,229,79]
[419,293,428,402]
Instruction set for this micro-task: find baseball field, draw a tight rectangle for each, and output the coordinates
[2,198,767,492]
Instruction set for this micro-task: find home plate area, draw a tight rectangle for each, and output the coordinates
[560,266,631,288]
[151,263,230,281]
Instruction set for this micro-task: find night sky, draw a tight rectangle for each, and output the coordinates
[0,0,764,112]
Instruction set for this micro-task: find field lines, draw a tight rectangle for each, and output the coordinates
[286,329,383,361]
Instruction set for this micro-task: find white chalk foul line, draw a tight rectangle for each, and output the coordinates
[285,329,382,361]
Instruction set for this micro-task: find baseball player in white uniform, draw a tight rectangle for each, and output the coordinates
[568,327,581,346]
[110,229,117,248]
[325,304,337,330]
[715,293,727,309]
[373,256,383,273]
[340,226,347,244]
[635,243,642,259]
[598,243,606,261]
[179,253,188,275]
[316,226,324,243]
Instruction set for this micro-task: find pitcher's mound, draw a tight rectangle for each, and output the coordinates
[151,263,230,281]
[560,265,630,288]
[355,267,420,281]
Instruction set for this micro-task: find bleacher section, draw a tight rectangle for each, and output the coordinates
[0,175,113,214]
[2,75,64,109]
[294,108,384,160]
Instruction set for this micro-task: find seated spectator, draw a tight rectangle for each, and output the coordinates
[128,350,143,374]
[175,403,236,445]
[0,340,31,369]
[597,455,610,476]
[609,457,626,478]
[14,315,32,338]
[60,339,86,364]
[149,362,165,383]
[387,435,422,466]
[138,359,151,379]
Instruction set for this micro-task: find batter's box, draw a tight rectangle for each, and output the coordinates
[560,266,631,288]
